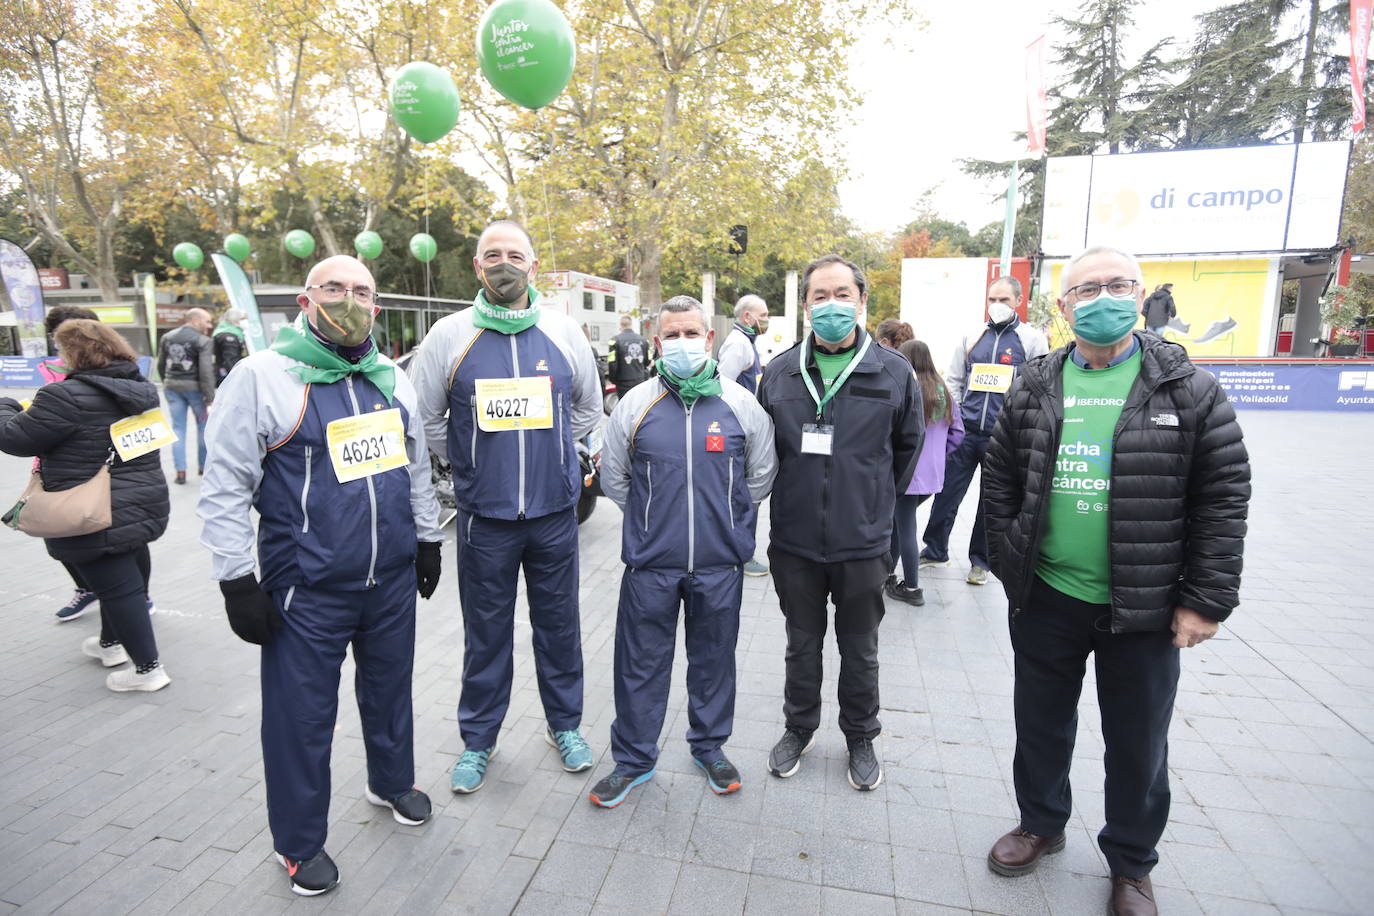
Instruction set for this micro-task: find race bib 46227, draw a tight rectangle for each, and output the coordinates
[474,377,554,432]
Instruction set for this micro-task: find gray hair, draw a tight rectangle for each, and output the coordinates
[801,253,866,301]
[224,308,247,325]
[734,294,765,321]
[1061,245,1144,295]
[989,275,1022,300]
[476,219,537,258]
[658,295,709,330]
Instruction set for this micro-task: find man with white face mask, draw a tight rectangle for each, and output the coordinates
[920,276,1048,586]
[757,254,923,791]
[590,295,776,807]
[981,246,1250,916]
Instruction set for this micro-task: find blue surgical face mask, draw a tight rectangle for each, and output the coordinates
[661,337,708,377]
[810,300,858,344]
[1073,291,1139,346]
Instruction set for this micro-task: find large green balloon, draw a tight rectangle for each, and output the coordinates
[284,230,316,259]
[355,231,384,260]
[389,62,461,143]
[476,0,576,110]
[409,233,438,263]
[172,242,204,270]
[224,233,251,263]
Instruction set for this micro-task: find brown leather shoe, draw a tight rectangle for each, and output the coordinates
[1109,875,1156,916]
[986,826,1066,876]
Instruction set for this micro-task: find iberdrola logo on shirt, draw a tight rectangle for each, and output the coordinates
[1063,395,1126,410]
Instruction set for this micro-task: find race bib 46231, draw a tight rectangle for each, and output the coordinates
[326,408,407,483]
[474,377,554,432]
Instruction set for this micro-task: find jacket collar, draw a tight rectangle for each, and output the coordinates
[1024,332,1192,397]
[786,328,882,375]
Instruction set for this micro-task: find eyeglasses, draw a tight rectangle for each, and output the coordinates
[1065,279,1138,301]
[307,282,375,305]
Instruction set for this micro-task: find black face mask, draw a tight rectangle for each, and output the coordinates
[479,262,531,307]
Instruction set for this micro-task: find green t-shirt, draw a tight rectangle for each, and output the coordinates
[1036,349,1142,604]
[813,348,856,393]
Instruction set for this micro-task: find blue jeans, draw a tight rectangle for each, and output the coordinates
[165,389,208,472]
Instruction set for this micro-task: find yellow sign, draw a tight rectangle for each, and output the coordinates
[474,377,554,432]
[109,408,177,460]
[89,306,136,325]
[325,408,406,483]
[967,363,1015,393]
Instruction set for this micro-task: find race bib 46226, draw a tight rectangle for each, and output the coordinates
[968,363,1014,394]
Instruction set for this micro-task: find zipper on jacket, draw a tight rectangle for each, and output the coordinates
[978,327,1005,433]
[642,462,653,532]
[345,377,379,587]
[558,392,566,467]
[467,512,474,543]
[727,455,735,529]
[685,404,696,574]
[300,446,313,533]
[469,397,479,468]
[510,335,526,519]
[283,586,295,612]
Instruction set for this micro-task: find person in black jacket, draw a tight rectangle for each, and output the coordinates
[1141,283,1176,335]
[981,246,1250,916]
[757,254,923,792]
[0,319,171,692]
[212,308,248,385]
[157,307,216,484]
[606,315,651,394]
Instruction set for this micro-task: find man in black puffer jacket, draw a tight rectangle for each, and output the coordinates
[980,246,1250,916]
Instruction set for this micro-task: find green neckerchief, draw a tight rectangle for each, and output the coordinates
[471,287,541,335]
[932,381,948,422]
[269,316,396,404]
[213,320,245,339]
[656,358,722,408]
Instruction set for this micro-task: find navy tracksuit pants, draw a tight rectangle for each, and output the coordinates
[262,569,417,860]
[456,507,583,749]
[610,566,742,776]
[921,428,992,569]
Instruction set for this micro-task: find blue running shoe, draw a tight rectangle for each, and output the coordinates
[56,589,96,622]
[588,769,654,808]
[545,726,594,772]
[694,756,742,795]
[450,745,496,794]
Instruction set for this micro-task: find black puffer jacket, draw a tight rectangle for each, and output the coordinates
[0,361,170,562]
[983,333,1250,631]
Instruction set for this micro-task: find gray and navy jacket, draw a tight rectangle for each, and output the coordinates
[716,323,762,393]
[408,306,602,521]
[197,343,442,592]
[945,316,1049,435]
[602,368,776,572]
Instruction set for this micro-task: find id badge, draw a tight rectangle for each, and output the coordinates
[801,423,834,455]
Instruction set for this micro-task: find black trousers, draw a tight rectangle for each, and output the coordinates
[72,545,157,667]
[1011,576,1179,878]
[769,547,886,740]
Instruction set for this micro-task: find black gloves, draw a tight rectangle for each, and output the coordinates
[416,541,442,599]
[219,573,283,645]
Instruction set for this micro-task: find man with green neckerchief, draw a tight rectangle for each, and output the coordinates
[199,254,443,897]
[408,220,603,794]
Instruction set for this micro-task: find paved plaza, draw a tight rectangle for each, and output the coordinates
[0,404,1371,915]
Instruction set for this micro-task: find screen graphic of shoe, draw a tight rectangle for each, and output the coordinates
[1193,317,1237,344]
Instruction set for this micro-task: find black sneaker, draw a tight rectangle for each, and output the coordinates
[365,785,432,825]
[587,769,654,808]
[884,579,924,606]
[846,736,882,791]
[276,849,340,896]
[694,755,742,794]
[768,727,815,778]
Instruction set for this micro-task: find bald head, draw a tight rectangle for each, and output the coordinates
[305,255,375,292]
[185,308,213,334]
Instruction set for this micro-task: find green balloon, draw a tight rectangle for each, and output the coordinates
[389,62,461,143]
[409,232,438,263]
[476,0,576,110]
[355,231,384,260]
[224,233,251,263]
[172,242,204,271]
[284,230,316,259]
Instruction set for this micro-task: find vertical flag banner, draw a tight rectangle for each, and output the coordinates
[210,252,267,353]
[0,238,48,357]
[1026,35,1048,154]
[999,160,1020,276]
[1351,1,1372,135]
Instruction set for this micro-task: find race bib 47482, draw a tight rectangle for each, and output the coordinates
[110,408,177,461]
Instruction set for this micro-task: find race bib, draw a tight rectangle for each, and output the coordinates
[968,363,1014,393]
[110,408,177,461]
[474,377,554,432]
[326,409,407,483]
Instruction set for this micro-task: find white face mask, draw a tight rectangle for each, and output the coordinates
[989,303,1016,324]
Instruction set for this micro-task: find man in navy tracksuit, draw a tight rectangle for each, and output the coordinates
[920,276,1048,586]
[200,255,443,897]
[590,295,777,807]
[409,221,603,793]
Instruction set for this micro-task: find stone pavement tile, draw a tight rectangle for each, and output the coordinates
[1239,775,1341,822]
[820,885,896,914]
[1311,859,1374,916]
[883,767,950,811]
[1032,866,1109,915]
[1168,739,1230,774]
[545,792,630,850]
[891,848,970,909]
[960,856,1050,915]
[822,789,888,842]
[513,889,593,916]
[667,862,749,915]
[820,835,895,896]
[1191,892,1281,915]
[1147,884,1205,915]
[1204,808,1305,859]
[942,773,1013,819]
[748,825,822,884]
[886,803,956,855]
[1173,769,1266,813]
[1165,843,1271,903]
[0,849,121,913]
[758,779,825,833]
[597,849,680,912]
[617,803,694,860]
[893,901,973,916]
[1233,720,1313,756]
[686,812,756,872]
[1239,852,1351,914]
[0,822,129,905]
[743,874,820,916]
[525,840,613,901]
[451,853,539,916]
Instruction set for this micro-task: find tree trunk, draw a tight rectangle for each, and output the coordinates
[636,78,681,311]
[1293,0,1321,143]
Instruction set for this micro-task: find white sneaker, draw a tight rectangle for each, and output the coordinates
[82,636,129,667]
[106,664,171,692]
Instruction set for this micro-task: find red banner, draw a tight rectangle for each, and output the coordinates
[1026,35,1047,154]
[1352,1,1372,135]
